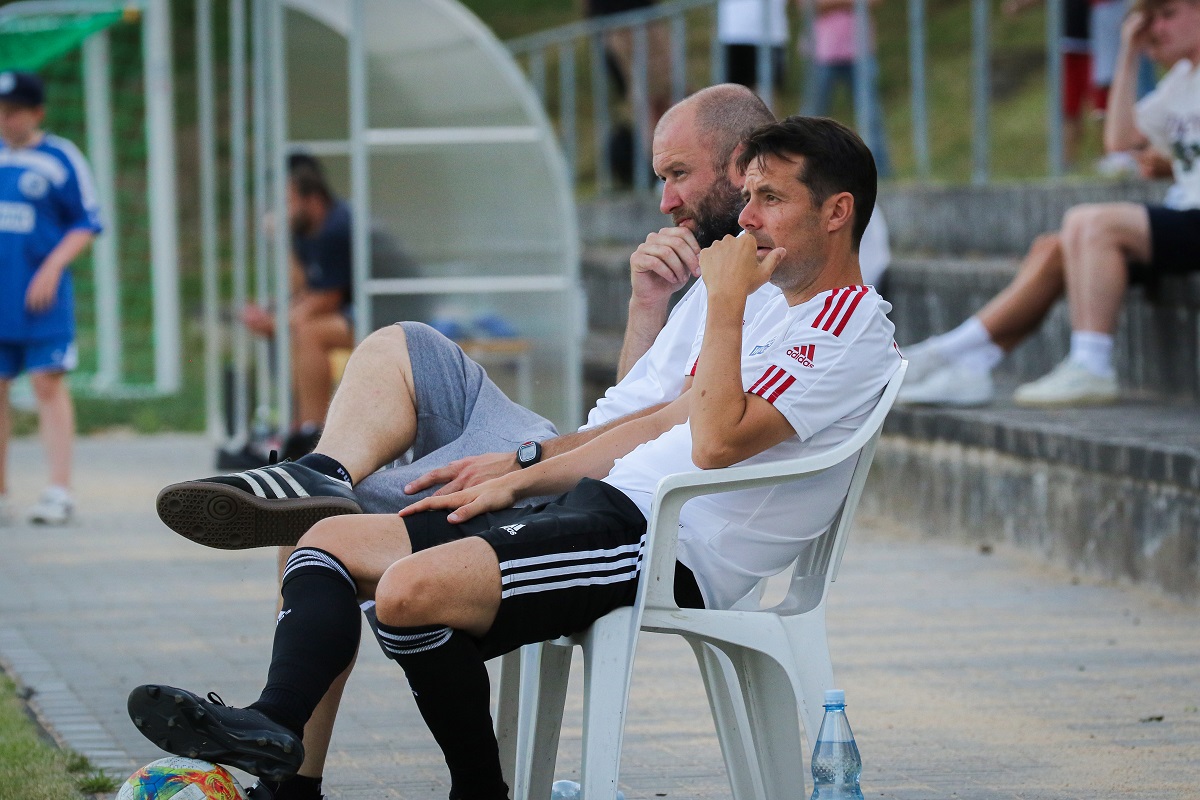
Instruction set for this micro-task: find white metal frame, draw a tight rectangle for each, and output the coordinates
[195,0,584,443]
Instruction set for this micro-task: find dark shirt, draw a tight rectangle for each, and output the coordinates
[293,199,351,306]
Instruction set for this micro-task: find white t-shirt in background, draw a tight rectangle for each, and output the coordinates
[1136,59,1200,209]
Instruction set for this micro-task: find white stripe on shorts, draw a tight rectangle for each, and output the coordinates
[500,569,641,599]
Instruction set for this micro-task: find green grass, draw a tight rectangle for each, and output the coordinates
[0,674,119,799]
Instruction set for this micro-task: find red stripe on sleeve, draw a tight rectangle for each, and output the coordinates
[831,286,868,337]
[811,290,837,330]
[765,374,796,404]
[748,367,787,395]
[689,358,698,376]
[819,288,853,332]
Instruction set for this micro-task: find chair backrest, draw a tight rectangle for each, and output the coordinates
[637,360,908,615]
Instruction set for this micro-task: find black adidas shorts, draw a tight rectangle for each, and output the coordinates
[399,478,704,660]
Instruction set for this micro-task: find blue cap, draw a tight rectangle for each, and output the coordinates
[0,71,45,107]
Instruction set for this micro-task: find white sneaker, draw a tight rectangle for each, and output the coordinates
[897,362,995,407]
[0,495,13,526]
[27,486,74,525]
[1013,359,1118,407]
[899,339,952,386]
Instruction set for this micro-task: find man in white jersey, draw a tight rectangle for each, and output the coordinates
[899,0,1200,408]
[152,83,776,800]
[127,116,900,800]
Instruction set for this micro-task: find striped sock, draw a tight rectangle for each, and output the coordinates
[249,548,361,734]
[376,621,508,800]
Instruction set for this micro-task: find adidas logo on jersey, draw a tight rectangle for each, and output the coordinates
[501,523,526,535]
[787,344,816,368]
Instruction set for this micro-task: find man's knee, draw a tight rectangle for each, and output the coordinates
[374,564,439,628]
[1031,231,1062,253]
[296,516,347,554]
[354,323,410,360]
[1063,203,1143,247]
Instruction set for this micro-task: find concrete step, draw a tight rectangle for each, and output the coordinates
[863,399,1200,601]
[886,255,1200,402]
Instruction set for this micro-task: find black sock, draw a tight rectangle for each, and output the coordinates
[261,775,323,800]
[376,621,509,800]
[248,548,361,735]
[296,452,352,486]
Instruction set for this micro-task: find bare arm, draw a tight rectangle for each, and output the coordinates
[689,235,796,469]
[618,227,702,379]
[25,229,95,312]
[400,395,691,522]
[1105,11,1152,154]
[403,388,691,497]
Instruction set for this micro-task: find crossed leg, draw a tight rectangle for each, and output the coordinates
[1061,202,1152,335]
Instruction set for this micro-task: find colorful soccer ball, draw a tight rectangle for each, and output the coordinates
[116,756,246,800]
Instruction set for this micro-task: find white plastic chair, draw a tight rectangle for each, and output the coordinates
[495,361,907,800]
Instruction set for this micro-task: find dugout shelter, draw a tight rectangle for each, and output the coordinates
[198,0,583,447]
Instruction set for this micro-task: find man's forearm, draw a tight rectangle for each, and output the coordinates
[540,401,672,459]
[616,298,672,380]
[42,229,95,275]
[1104,42,1144,153]
[513,398,688,497]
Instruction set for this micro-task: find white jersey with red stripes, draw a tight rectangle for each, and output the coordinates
[602,284,900,610]
[582,279,782,431]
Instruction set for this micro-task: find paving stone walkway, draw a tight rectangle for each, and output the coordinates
[2,433,1197,799]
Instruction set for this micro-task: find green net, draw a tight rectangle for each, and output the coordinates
[0,11,125,71]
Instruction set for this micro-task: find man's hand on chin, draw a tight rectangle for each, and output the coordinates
[700,233,785,301]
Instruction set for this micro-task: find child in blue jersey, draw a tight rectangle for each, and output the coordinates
[0,72,102,525]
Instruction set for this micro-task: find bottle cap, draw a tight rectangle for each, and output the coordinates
[824,688,845,706]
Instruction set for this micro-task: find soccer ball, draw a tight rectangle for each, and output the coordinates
[116,756,246,799]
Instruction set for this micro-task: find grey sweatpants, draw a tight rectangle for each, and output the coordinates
[353,322,559,514]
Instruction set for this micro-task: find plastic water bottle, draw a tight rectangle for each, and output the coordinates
[809,689,865,800]
[550,780,625,800]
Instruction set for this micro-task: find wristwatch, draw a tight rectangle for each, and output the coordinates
[516,440,543,469]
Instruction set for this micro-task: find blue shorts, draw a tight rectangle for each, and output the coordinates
[0,337,77,379]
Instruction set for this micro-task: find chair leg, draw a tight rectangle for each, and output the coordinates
[688,639,766,800]
[519,642,573,800]
[579,608,639,800]
[733,646,809,800]
[781,610,834,746]
[495,649,522,794]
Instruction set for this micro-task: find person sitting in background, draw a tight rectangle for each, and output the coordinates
[898,0,1199,408]
[0,71,102,526]
[242,153,355,459]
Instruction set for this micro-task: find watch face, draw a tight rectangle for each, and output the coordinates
[518,442,538,465]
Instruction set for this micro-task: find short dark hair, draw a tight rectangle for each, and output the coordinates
[736,116,877,248]
[287,152,333,203]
